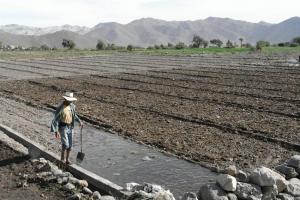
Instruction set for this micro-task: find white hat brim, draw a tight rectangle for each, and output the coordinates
[63,96,77,101]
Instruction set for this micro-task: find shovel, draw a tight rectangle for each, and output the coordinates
[76,126,85,163]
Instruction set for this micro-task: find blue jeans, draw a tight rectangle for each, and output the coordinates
[59,126,73,150]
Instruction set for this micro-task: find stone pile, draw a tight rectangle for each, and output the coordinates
[27,158,116,200]
[126,182,176,200]
[195,155,300,200]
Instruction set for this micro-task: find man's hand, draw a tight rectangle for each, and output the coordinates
[55,132,60,139]
[80,122,84,129]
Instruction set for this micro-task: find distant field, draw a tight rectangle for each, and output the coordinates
[0,46,299,60]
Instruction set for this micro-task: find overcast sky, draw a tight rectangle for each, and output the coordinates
[0,0,299,27]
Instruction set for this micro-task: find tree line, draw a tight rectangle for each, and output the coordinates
[1,36,300,51]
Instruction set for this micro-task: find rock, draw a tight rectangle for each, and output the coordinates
[234,182,262,200]
[62,177,69,183]
[142,156,152,161]
[38,171,52,177]
[39,158,48,164]
[92,191,101,200]
[286,178,300,196]
[52,169,63,176]
[275,164,299,179]
[227,193,238,200]
[82,187,93,195]
[217,174,237,192]
[57,178,63,184]
[154,191,176,200]
[36,162,52,172]
[236,170,249,182]
[69,177,80,184]
[181,192,198,200]
[77,180,88,188]
[30,159,39,164]
[277,193,294,200]
[126,183,140,191]
[100,195,115,200]
[262,185,278,200]
[250,166,287,192]
[152,184,164,193]
[287,155,300,168]
[140,183,164,193]
[197,183,229,200]
[63,183,76,191]
[67,193,81,200]
[226,165,238,176]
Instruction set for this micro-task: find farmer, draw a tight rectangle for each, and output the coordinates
[50,92,83,164]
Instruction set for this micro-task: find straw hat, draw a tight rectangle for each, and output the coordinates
[62,92,77,101]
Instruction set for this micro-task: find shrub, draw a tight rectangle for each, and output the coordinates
[210,39,223,47]
[62,39,75,49]
[175,42,186,49]
[40,44,50,51]
[147,46,154,50]
[96,40,106,50]
[225,40,234,48]
[167,43,174,48]
[105,43,116,50]
[256,40,270,47]
[154,44,160,49]
[127,44,133,51]
[290,43,298,47]
[160,44,167,49]
[192,35,205,48]
[292,36,300,45]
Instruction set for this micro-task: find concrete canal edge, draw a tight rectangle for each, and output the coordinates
[0,124,132,199]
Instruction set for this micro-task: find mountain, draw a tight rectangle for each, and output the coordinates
[0,24,90,35]
[0,17,299,48]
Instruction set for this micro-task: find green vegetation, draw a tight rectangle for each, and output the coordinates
[134,47,250,55]
[96,40,106,50]
[0,45,299,60]
[127,44,133,51]
[261,46,300,54]
[62,39,75,49]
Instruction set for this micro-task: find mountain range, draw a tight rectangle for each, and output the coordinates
[0,17,299,48]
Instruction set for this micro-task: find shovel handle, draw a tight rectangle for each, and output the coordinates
[80,126,83,153]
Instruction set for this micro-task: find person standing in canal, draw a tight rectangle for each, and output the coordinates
[50,92,83,164]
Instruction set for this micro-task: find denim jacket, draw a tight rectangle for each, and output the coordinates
[50,102,81,133]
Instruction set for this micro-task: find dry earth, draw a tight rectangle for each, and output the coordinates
[0,53,299,170]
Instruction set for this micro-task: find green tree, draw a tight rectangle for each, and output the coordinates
[239,38,244,47]
[292,36,300,45]
[96,40,106,50]
[226,40,234,48]
[106,43,116,50]
[210,39,223,47]
[62,39,75,49]
[167,43,174,48]
[256,40,270,47]
[175,42,186,49]
[127,44,133,51]
[40,44,50,50]
[154,44,160,49]
[192,35,205,48]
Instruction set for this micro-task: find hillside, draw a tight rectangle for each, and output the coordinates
[0,17,299,48]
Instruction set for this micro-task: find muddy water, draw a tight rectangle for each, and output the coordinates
[68,125,216,198]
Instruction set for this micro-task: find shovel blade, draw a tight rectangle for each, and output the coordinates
[76,152,85,162]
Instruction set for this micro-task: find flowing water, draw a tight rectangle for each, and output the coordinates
[70,126,216,198]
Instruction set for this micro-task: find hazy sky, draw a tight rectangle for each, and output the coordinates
[0,0,299,27]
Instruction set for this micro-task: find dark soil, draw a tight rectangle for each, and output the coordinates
[0,141,67,200]
[0,54,299,170]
